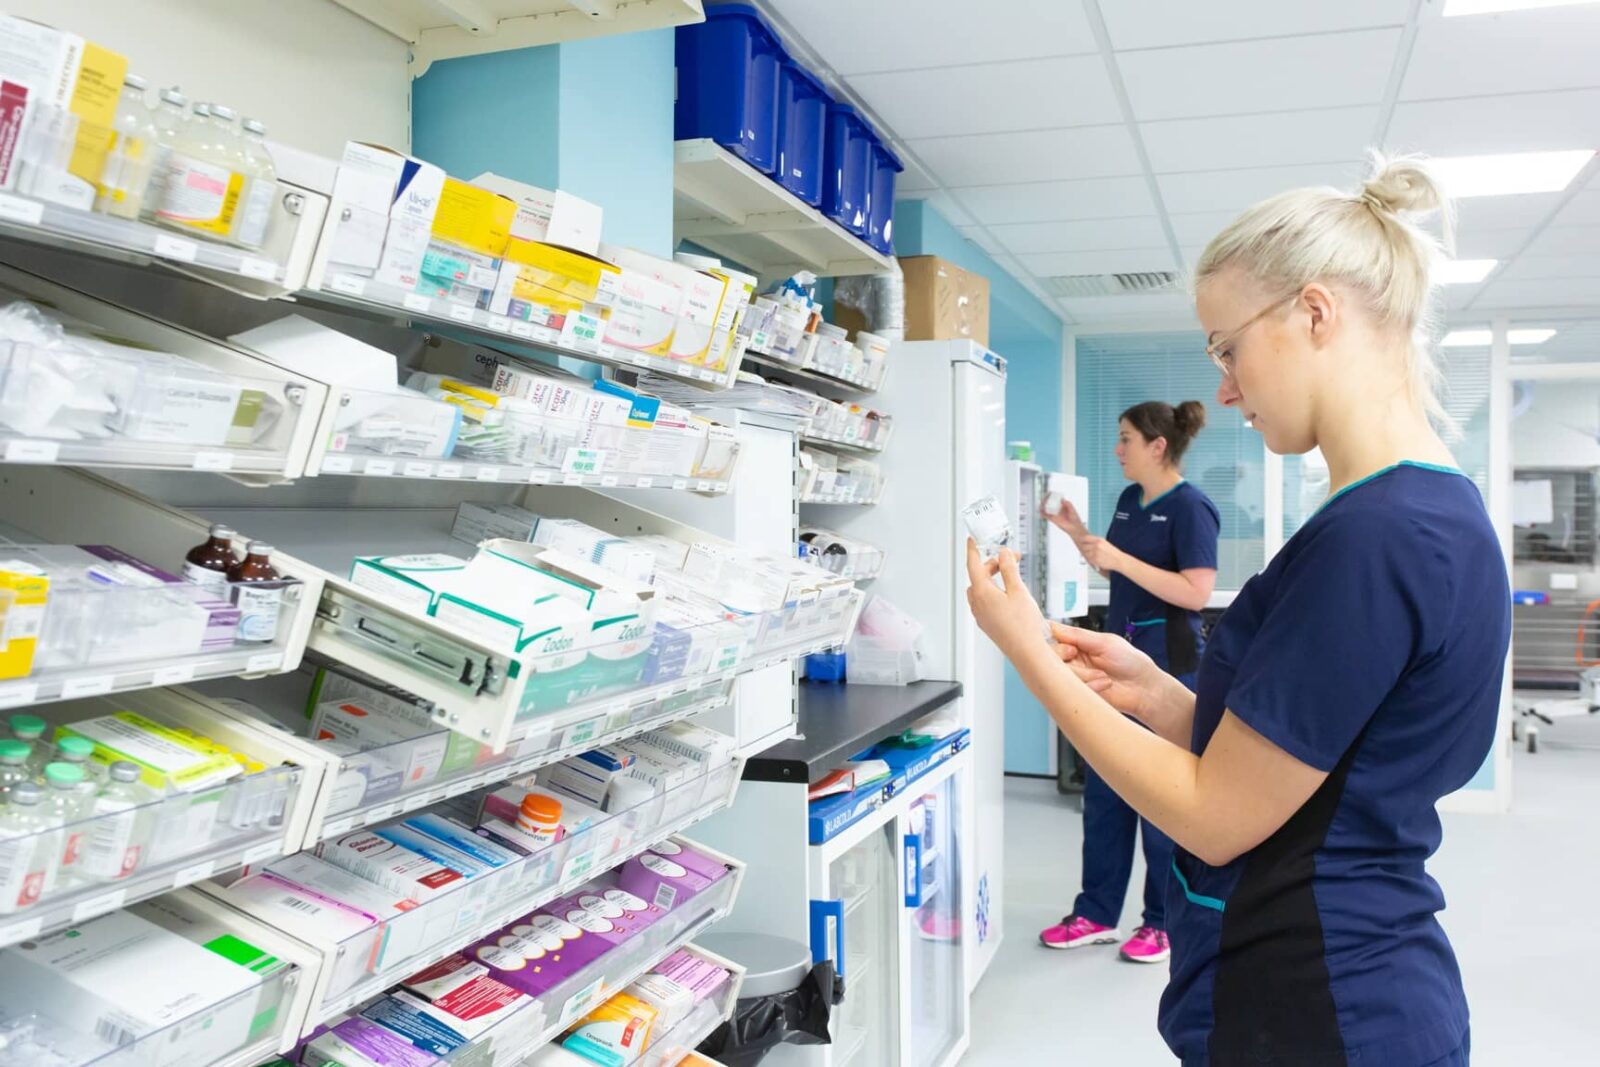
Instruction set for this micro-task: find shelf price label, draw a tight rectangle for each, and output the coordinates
[193,451,234,471]
[247,653,284,674]
[403,462,434,478]
[448,304,475,323]
[365,459,396,476]
[475,467,501,482]
[511,322,535,339]
[0,682,39,708]
[0,192,44,226]
[329,274,366,296]
[72,890,127,923]
[403,293,431,312]
[636,477,654,489]
[600,474,619,487]
[437,464,464,480]
[5,440,60,463]
[239,257,278,280]
[320,455,354,473]
[153,234,199,262]
[62,676,114,699]
[153,665,197,686]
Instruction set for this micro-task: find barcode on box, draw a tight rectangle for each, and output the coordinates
[653,883,678,911]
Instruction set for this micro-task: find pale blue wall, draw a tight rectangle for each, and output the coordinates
[413,31,674,257]
[894,198,1065,776]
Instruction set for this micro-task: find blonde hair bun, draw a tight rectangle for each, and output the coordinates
[1359,153,1448,219]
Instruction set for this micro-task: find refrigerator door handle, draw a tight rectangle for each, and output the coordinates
[809,898,846,981]
[904,832,924,908]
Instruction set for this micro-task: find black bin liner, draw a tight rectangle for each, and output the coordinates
[696,961,842,1067]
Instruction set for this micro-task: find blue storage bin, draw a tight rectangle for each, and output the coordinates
[822,103,872,235]
[778,59,830,206]
[675,4,785,174]
[865,139,903,254]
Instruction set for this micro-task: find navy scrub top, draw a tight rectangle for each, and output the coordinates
[1105,480,1221,675]
[1159,462,1510,1066]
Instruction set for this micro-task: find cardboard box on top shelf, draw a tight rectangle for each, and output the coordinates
[895,255,991,346]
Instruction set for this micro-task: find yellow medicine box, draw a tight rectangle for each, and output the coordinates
[429,178,517,259]
[0,564,49,680]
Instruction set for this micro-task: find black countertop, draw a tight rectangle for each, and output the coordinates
[744,679,964,785]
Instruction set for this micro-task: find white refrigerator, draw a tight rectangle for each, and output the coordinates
[808,339,1009,990]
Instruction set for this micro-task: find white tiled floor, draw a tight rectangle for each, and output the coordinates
[964,719,1600,1064]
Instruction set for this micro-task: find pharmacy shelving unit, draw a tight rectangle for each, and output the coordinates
[0,262,328,482]
[297,270,746,392]
[743,348,882,397]
[0,177,328,299]
[801,426,890,457]
[673,140,894,282]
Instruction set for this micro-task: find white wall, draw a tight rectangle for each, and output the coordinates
[11,0,411,155]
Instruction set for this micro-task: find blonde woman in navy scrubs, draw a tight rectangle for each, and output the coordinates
[1038,400,1219,965]
[967,155,1504,1066]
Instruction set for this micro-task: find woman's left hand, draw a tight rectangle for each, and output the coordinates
[965,539,1048,658]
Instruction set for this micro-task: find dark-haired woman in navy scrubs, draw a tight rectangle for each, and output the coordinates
[1038,399,1219,964]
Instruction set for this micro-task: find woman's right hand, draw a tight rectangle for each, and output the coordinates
[1049,621,1163,721]
[1044,499,1092,543]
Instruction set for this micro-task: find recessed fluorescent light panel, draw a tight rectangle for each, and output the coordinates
[1429,151,1595,197]
[1437,259,1497,284]
[1442,328,1558,346]
[1444,0,1598,15]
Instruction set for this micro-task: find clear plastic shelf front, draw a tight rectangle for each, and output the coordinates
[0,263,325,480]
[0,686,318,949]
[0,889,304,1067]
[203,755,745,1027]
[194,657,738,843]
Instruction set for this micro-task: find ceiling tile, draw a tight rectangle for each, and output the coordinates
[1402,5,1600,101]
[1494,254,1600,283]
[1142,106,1378,174]
[1453,194,1564,233]
[763,0,1096,76]
[1473,276,1600,309]
[1100,0,1410,51]
[1169,211,1244,246]
[957,225,1004,257]
[985,216,1169,254]
[1059,292,1198,324]
[1157,161,1367,214]
[909,125,1143,186]
[1455,227,1534,259]
[848,56,1120,140]
[1386,89,1600,157]
[1521,223,1600,257]
[1442,284,1485,311]
[1554,188,1600,227]
[1019,249,1179,276]
[894,156,940,194]
[949,177,1157,225]
[1116,29,1401,121]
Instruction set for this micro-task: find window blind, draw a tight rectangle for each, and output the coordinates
[1076,332,1265,590]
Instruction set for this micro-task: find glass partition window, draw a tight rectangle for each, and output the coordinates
[1076,332,1266,590]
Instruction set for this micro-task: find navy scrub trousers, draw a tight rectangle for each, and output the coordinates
[1073,480,1219,932]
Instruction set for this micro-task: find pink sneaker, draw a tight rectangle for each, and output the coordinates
[1039,914,1119,950]
[1120,925,1170,964]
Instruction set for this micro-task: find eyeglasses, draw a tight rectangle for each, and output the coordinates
[1204,293,1299,376]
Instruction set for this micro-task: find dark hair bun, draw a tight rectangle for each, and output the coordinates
[1174,400,1208,438]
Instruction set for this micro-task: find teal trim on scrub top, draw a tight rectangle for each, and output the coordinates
[1317,460,1467,515]
[1172,860,1226,912]
[1129,619,1166,629]
[1141,478,1187,510]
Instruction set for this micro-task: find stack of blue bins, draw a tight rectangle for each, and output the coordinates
[678,7,896,252]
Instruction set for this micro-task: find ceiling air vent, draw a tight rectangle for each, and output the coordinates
[1047,272,1180,298]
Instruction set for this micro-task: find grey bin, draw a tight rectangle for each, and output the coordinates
[696,933,839,1066]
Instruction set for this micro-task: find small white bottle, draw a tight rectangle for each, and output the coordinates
[95,74,158,219]
[78,761,156,882]
[0,740,31,802]
[0,782,64,912]
[42,762,90,876]
[141,87,189,220]
[232,118,278,250]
